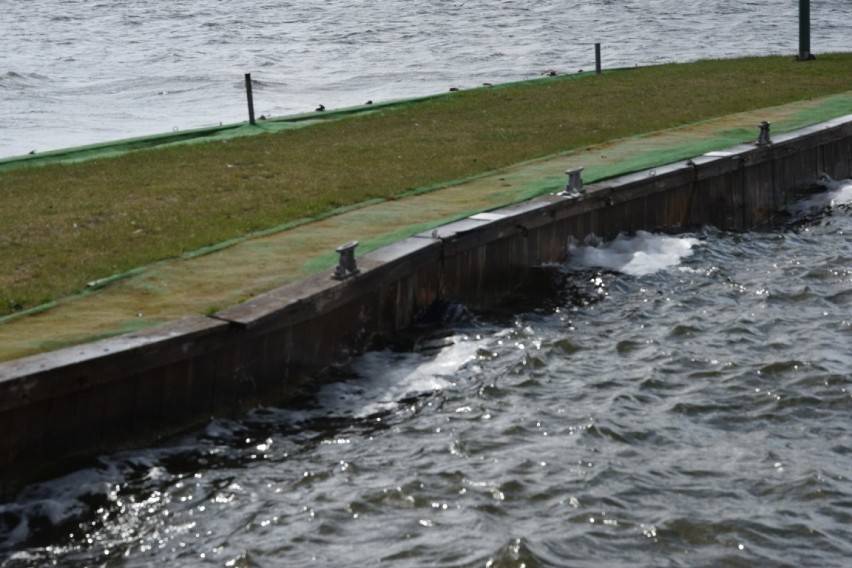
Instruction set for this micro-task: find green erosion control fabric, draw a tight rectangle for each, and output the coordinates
[0,104,384,173]
[0,93,850,361]
[0,70,605,173]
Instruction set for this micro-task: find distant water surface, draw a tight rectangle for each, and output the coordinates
[1,0,851,158]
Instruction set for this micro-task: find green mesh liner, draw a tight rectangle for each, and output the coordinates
[0,69,604,174]
[0,100,418,173]
[579,94,852,184]
[30,317,165,353]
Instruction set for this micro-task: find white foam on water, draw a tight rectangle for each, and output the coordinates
[567,231,700,276]
[786,178,852,217]
[0,461,124,550]
[308,335,481,419]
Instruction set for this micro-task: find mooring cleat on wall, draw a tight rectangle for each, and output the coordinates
[559,167,585,199]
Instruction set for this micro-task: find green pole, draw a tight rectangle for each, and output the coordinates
[798,0,815,60]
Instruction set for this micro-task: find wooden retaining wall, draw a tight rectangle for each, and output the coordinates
[1,115,850,495]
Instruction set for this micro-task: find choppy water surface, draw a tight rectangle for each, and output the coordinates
[1,181,850,566]
[2,0,852,158]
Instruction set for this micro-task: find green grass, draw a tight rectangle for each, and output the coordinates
[2,54,852,316]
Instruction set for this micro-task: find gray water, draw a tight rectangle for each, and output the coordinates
[1,181,850,566]
[2,0,852,158]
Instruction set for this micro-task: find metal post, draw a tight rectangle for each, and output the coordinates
[756,121,772,146]
[560,167,585,199]
[332,241,360,280]
[595,43,602,75]
[798,0,815,60]
[245,73,256,124]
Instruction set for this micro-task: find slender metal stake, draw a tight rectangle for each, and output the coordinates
[595,43,602,75]
[245,73,256,125]
[798,0,814,60]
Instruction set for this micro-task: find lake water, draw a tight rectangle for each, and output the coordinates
[2,0,851,159]
[1,2,852,566]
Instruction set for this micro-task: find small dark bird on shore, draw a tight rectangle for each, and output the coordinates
[315,104,325,112]
[365,100,373,105]
[449,87,459,92]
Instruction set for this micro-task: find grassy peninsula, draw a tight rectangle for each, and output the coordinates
[2,54,852,317]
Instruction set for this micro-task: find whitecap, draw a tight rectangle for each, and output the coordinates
[786,178,852,218]
[567,231,700,276]
[311,335,481,419]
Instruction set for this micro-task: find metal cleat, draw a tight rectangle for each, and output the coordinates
[559,167,585,199]
[332,240,360,280]
[756,121,772,146]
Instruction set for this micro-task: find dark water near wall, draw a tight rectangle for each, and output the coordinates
[1,181,850,566]
[2,0,852,158]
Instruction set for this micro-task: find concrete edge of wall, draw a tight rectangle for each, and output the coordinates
[1,114,850,494]
[0,317,230,411]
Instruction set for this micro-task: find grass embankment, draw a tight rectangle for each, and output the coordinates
[2,54,852,317]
